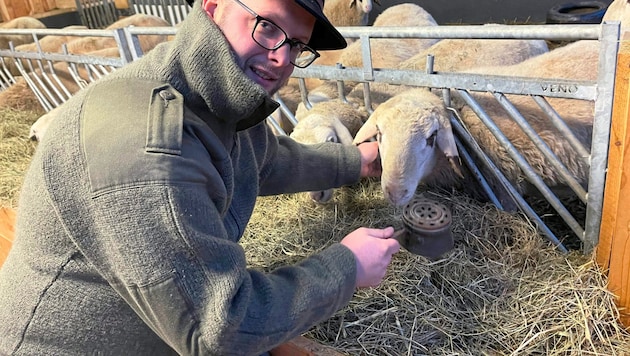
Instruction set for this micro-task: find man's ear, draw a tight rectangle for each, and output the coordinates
[203,0,219,16]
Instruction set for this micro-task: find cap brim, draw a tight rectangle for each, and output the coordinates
[295,0,347,50]
[186,0,346,50]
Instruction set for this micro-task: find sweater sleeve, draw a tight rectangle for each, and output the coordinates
[250,124,363,196]
[86,184,357,355]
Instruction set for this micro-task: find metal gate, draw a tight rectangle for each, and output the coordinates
[74,0,120,28]
[0,21,621,254]
[128,0,191,26]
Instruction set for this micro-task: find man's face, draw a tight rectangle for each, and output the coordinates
[203,0,317,94]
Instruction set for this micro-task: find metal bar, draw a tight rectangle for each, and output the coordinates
[458,89,586,240]
[337,24,601,41]
[292,67,598,101]
[491,92,588,203]
[359,34,374,81]
[531,95,591,168]
[449,104,568,253]
[584,21,621,253]
[447,110,505,210]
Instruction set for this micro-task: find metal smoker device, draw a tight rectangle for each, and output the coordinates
[391,195,455,259]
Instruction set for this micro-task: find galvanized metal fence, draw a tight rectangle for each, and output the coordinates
[74,0,120,28]
[0,21,621,254]
[128,0,191,26]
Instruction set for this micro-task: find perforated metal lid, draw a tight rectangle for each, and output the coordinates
[398,196,454,259]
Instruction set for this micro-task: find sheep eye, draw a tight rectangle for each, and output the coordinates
[326,135,339,143]
[426,130,437,147]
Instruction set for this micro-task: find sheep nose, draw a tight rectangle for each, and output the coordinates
[309,189,333,204]
[385,186,409,207]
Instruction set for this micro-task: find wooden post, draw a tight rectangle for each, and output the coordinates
[0,207,16,268]
[0,0,31,21]
[596,33,630,329]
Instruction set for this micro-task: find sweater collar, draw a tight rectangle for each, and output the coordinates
[115,0,279,130]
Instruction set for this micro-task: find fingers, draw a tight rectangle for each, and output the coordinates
[364,226,395,239]
[340,227,401,288]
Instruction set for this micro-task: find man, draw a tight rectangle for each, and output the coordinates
[0,0,400,354]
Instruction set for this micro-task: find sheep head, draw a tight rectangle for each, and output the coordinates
[291,114,356,145]
[350,0,374,14]
[353,88,460,207]
[291,100,368,203]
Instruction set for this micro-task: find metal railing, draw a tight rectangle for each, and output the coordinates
[75,0,120,28]
[128,0,191,26]
[0,21,621,254]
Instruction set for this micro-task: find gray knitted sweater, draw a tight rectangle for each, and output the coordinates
[0,2,361,355]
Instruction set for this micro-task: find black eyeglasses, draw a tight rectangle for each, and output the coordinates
[232,0,320,68]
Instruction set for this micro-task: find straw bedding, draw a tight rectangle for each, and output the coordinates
[2,107,629,355]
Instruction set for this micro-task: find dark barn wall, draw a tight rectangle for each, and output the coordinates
[368,0,614,25]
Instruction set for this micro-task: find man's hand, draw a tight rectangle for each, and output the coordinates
[340,226,400,288]
[357,141,381,178]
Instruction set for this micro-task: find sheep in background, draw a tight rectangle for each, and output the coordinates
[603,0,630,25]
[398,35,549,73]
[456,94,593,196]
[273,0,377,134]
[324,0,374,27]
[352,40,597,207]
[447,40,598,195]
[29,105,60,141]
[337,31,550,120]
[353,88,460,206]
[0,17,46,49]
[2,25,88,76]
[307,3,440,104]
[66,14,171,54]
[290,99,369,203]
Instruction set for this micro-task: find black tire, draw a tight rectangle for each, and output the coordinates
[546,1,609,24]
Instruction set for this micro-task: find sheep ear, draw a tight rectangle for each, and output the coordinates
[436,126,464,178]
[436,125,458,158]
[332,119,355,145]
[353,115,378,144]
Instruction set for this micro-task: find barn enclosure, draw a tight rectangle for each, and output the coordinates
[1,0,630,352]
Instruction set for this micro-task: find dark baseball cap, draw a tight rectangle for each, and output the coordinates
[185,0,347,50]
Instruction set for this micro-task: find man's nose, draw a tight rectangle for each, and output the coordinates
[268,43,292,66]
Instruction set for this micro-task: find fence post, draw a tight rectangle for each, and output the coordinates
[596,32,630,330]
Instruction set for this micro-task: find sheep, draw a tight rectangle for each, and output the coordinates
[306,3,440,104]
[0,17,46,50]
[324,0,374,28]
[455,95,593,197]
[602,0,630,25]
[352,40,597,207]
[397,35,549,74]
[65,14,171,54]
[273,0,377,134]
[29,105,60,141]
[459,40,598,82]
[353,87,460,206]
[289,99,369,202]
[2,25,88,76]
[337,32,549,116]
[448,40,598,194]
